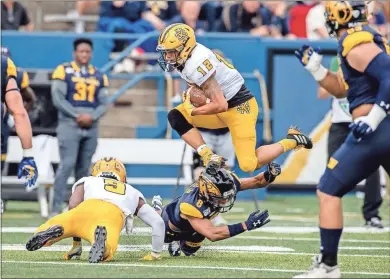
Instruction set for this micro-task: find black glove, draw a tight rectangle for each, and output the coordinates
[244,209,270,231]
[264,162,281,183]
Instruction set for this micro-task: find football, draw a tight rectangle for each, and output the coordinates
[187,86,208,108]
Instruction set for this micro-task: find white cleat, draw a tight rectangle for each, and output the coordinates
[293,256,341,278]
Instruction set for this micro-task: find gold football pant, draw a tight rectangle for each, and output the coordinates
[35,199,124,261]
[176,97,259,172]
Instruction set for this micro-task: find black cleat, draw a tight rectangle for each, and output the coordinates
[168,241,181,257]
[88,226,107,263]
[286,125,313,150]
[26,225,64,251]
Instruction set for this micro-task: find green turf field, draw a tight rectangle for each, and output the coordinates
[1,195,389,278]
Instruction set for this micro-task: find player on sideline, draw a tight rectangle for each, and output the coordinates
[157,23,313,173]
[1,55,38,190]
[294,1,390,278]
[26,157,165,263]
[151,162,281,257]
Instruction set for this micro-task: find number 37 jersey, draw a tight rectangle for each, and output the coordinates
[72,176,145,217]
[177,43,244,101]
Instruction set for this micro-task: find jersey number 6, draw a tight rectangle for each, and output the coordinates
[104,178,126,195]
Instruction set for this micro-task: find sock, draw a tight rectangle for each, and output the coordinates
[73,237,81,242]
[320,227,343,267]
[278,139,297,152]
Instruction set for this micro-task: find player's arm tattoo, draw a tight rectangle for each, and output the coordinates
[191,73,228,116]
[239,175,269,191]
[318,71,347,99]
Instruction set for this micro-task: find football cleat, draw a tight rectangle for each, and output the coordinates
[88,226,107,263]
[287,126,313,151]
[26,225,64,251]
[64,240,82,260]
[152,195,163,212]
[293,256,341,278]
[365,217,384,229]
[168,241,181,257]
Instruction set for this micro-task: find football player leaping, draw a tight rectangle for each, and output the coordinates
[152,162,281,257]
[26,157,165,263]
[157,23,313,173]
[294,1,390,278]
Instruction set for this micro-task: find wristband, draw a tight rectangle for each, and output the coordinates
[311,65,328,81]
[227,223,245,237]
[23,148,34,158]
[365,104,387,129]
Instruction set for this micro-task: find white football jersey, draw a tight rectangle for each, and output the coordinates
[177,43,244,101]
[72,176,145,217]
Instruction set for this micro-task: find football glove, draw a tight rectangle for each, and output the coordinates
[63,240,82,260]
[349,104,387,140]
[140,253,162,261]
[264,162,281,183]
[295,45,328,81]
[18,157,38,191]
[245,209,270,231]
[182,89,194,115]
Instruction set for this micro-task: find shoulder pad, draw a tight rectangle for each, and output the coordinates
[180,202,203,218]
[342,31,374,57]
[52,64,66,80]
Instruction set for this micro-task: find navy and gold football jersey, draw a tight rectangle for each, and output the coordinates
[337,25,390,112]
[1,55,18,105]
[164,173,242,233]
[15,69,30,90]
[52,61,109,108]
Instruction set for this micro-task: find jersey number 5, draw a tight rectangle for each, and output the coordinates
[104,178,126,195]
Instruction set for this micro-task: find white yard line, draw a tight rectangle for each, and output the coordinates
[2,244,389,258]
[2,260,390,276]
[3,226,390,234]
[339,247,390,250]
[1,244,294,252]
[236,235,390,244]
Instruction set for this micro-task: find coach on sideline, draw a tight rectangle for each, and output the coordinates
[50,38,110,217]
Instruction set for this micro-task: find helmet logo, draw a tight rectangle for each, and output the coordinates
[174,28,189,44]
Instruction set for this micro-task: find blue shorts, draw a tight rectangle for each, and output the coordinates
[318,116,390,197]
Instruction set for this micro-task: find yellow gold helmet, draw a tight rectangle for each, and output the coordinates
[199,167,238,213]
[325,1,369,37]
[156,23,196,72]
[91,157,127,183]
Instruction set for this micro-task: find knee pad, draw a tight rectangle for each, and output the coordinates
[317,169,353,198]
[180,241,202,256]
[168,109,193,136]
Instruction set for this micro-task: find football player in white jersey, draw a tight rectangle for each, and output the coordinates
[158,23,313,173]
[26,157,165,263]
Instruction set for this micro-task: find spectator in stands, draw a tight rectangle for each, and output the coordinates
[147,1,178,24]
[166,1,206,32]
[97,1,164,52]
[50,38,110,217]
[306,1,328,40]
[218,1,269,35]
[1,1,33,31]
[197,1,223,32]
[288,1,316,38]
[367,1,388,36]
[263,1,295,38]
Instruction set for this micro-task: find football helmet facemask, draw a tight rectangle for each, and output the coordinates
[199,167,237,213]
[156,23,196,72]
